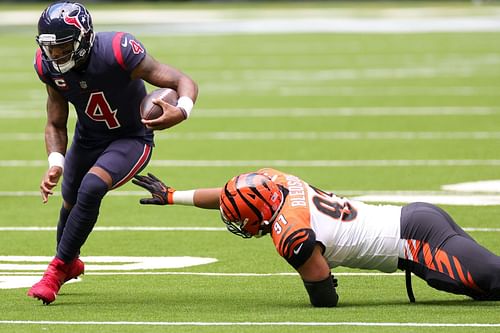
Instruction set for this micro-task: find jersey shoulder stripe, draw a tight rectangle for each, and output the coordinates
[112,32,126,70]
[109,32,146,73]
[34,48,47,83]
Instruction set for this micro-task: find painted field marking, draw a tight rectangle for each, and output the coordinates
[0,256,217,271]
[0,226,498,232]
[0,271,399,277]
[442,180,500,193]
[352,194,500,206]
[0,256,217,289]
[1,180,500,206]
[2,159,500,168]
[0,106,498,119]
[0,320,499,328]
[2,131,500,141]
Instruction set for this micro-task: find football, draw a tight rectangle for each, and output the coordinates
[139,88,178,120]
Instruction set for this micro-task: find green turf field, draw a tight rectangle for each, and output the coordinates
[0,2,499,332]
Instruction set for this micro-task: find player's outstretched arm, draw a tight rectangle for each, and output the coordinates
[132,173,220,209]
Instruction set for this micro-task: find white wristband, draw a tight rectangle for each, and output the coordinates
[173,190,195,205]
[176,96,194,119]
[48,152,65,170]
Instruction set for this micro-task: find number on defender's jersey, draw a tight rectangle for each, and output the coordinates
[311,189,358,222]
[85,92,121,129]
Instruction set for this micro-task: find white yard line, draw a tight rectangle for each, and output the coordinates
[2,188,500,206]
[0,271,398,277]
[2,159,500,168]
[0,226,497,232]
[0,107,497,119]
[2,131,500,141]
[0,320,498,328]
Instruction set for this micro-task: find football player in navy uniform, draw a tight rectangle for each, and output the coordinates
[28,1,198,305]
[133,170,500,307]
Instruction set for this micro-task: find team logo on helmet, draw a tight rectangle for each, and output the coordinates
[36,2,94,73]
[220,172,283,238]
[64,7,87,31]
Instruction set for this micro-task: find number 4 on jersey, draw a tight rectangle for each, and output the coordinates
[85,92,121,129]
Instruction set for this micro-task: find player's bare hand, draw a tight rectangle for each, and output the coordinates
[141,98,185,131]
[132,173,176,205]
[40,166,63,203]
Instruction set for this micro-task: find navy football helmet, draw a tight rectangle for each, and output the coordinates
[36,1,94,73]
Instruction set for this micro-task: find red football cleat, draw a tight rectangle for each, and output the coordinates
[65,257,85,282]
[27,257,83,305]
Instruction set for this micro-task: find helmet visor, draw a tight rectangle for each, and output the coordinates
[220,209,253,239]
[38,34,75,65]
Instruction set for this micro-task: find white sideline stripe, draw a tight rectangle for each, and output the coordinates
[2,190,500,205]
[0,107,497,119]
[0,226,225,231]
[0,226,497,232]
[2,160,500,168]
[3,131,500,141]
[2,190,499,197]
[279,87,500,97]
[352,194,500,206]
[2,9,500,34]
[0,320,498,328]
[0,271,400,277]
[3,190,500,196]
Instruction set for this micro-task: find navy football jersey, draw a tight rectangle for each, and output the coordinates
[34,31,153,145]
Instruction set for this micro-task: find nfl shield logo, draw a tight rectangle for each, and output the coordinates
[80,81,88,89]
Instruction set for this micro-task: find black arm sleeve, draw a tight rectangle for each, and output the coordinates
[303,274,339,307]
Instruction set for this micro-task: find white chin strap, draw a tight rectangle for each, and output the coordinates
[52,58,75,73]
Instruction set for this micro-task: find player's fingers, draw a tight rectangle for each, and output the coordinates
[142,117,164,127]
[133,175,150,184]
[131,178,145,187]
[40,190,48,203]
[140,118,166,131]
[139,197,162,205]
[147,173,162,183]
[40,187,52,203]
[138,174,157,185]
[132,179,154,192]
[45,180,57,188]
[152,98,174,109]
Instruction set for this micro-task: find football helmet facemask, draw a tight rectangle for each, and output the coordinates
[36,1,94,73]
[220,172,284,238]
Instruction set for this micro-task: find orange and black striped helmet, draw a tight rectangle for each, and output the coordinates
[220,172,283,238]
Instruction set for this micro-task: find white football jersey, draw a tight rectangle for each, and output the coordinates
[310,195,402,273]
[262,168,403,273]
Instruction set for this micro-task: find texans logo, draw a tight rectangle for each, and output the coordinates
[63,7,88,32]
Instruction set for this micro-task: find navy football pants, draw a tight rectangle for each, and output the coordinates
[398,202,500,300]
[56,137,152,262]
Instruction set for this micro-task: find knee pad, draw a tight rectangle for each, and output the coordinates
[77,173,108,208]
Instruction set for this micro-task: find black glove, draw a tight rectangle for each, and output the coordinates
[132,173,175,205]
